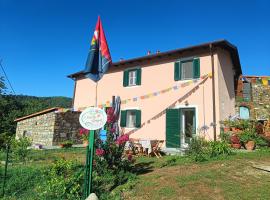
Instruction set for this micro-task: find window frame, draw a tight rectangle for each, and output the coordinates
[126,110,137,128]
[128,70,137,86]
[181,59,194,80]
[174,57,200,81]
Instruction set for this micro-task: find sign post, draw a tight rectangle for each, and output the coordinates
[79,107,107,198]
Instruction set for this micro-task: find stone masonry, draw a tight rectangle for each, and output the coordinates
[236,76,270,120]
[15,108,83,146]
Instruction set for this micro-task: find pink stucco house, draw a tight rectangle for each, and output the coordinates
[68,40,242,152]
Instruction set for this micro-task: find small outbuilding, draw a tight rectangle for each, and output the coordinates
[15,107,82,146]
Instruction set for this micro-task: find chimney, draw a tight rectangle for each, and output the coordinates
[147,50,151,55]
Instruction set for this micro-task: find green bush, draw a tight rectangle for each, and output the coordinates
[187,136,210,162]
[209,141,232,157]
[61,140,73,148]
[219,131,232,143]
[187,137,233,162]
[36,158,84,200]
[239,129,268,147]
[10,137,32,163]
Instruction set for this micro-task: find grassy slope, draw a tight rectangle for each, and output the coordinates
[124,150,270,200]
[1,149,270,200]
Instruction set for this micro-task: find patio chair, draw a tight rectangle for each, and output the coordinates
[152,140,164,158]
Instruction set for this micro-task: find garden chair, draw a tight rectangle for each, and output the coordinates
[152,140,164,158]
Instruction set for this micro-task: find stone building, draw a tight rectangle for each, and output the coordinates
[236,75,270,120]
[15,107,82,146]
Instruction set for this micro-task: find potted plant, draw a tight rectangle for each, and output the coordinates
[60,140,73,148]
[230,134,241,149]
[221,120,231,132]
[79,128,89,147]
[239,129,256,150]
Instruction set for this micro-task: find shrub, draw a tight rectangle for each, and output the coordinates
[209,141,232,157]
[187,137,210,162]
[36,158,83,200]
[187,137,233,162]
[60,140,73,148]
[10,137,32,163]
[220,131,232,143]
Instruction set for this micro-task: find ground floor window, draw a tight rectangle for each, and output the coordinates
[120,109,141,128]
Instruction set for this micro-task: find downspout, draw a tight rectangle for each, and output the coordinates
[72,78,77,109]
[210,44,217,141]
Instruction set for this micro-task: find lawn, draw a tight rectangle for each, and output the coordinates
[1,148,270,199]
[124,150,270,200]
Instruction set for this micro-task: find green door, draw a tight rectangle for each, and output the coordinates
[166,109,181,148]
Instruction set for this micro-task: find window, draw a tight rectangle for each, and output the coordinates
[182,60,193,80]
[120,109,141,128]
[123,68,141,87]
[239,106,250,119]
[174,58,200,81]
[128,70,137,86]
[126,110,136,127]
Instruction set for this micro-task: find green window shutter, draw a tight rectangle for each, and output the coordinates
[174,61,181,81]
[193,58,200,79]
[120,110,127,127]
[166,109,181,148]
[136,68,141,85]
[123,70,129,87]
[135,110,141,128]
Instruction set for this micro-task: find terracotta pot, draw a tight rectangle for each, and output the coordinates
[83,140,89,147]
[231,143,241,149]
[223,127,230,132]
[265,131,270,137]
[244,141,255,150]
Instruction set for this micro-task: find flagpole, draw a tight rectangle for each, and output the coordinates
[95,82,98,107]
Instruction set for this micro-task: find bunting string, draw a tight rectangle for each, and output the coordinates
[125,75,209,136]
[76,73,212,111]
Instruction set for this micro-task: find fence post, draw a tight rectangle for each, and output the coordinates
[2,143,9,197]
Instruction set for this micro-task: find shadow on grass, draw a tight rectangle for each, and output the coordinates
[132,161,154,175]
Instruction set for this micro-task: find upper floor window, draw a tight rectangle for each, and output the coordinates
[128,70,137,86]
[123,68,141,87]
[174,58,200,81]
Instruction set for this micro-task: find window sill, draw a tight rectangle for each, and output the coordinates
[175,78,200,82]
[125,85,140,88]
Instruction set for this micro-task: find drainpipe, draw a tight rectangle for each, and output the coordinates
[72,79,77,109]
[210,44,217,141]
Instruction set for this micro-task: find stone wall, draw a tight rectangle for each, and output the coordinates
[53,111,82,145]
[16,112,56,146]
[16,110,83,146]
[252,83,270,119]
[236,76,270,120]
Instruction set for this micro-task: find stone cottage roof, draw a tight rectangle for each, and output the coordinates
[67,39,242,80]
[14,107,60,122]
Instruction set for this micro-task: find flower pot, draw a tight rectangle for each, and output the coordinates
[244,141,255,150]
[231,143,241,149]
[223,127,230,132]
[83,140,89,147]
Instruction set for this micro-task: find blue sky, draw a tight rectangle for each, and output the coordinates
[0,0,269,97]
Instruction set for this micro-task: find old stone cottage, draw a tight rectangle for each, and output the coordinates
[15,107,82,146]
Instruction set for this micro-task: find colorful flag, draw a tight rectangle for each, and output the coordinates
[84,16,112,82]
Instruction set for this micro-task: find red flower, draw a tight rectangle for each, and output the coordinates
[106,107,117,123]
[96,148,105,156]
[116,134,129,145]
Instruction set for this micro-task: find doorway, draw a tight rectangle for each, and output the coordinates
[181,108,196,147]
